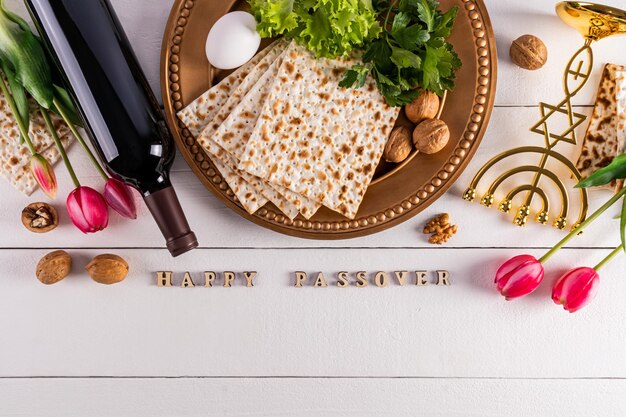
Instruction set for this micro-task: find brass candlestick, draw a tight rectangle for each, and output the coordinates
[464,2,626,230]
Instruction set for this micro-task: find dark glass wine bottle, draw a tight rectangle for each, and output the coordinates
[25,0,198,257]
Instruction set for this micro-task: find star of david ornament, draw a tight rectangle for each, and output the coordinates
[463,2,626,231]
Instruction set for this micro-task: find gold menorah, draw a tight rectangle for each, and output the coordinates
[464,2,626,231]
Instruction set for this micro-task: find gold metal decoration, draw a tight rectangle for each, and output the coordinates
[464,2,626,230]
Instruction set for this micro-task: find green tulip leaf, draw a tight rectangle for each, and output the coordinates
[619,197,626,252]
[51,84,83,127]
[0,4,53,108]
[1,62,29,144]
[576,154,626,188]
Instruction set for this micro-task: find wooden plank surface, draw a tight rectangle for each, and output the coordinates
[2,0,626,416]
[2,378,626,417]
[1,248,625,378]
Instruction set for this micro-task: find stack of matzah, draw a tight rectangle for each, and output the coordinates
[178,40,400,220]
[0,93,72,195]
[577,63,626,192]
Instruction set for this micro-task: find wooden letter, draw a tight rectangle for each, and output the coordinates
[416,271,429,286]
[337,271,349,288]
[243,271,257,287]
[436,270,451,286]
[156,271,172,287]
[223,271,235,288]
[394,271,409,286]
[314,272,328,287]
[204,272,216,287]
[295,271,307,287]
[180,272,195,288]
[374,272,389,288]
[356,271,368,287]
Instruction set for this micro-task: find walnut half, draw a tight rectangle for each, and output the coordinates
[21,202,58,233]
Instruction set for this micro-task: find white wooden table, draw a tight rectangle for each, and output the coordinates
[2,1,626,416]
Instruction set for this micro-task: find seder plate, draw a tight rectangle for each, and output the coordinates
[161,0,497,239]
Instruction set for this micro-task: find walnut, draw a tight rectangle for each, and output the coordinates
[510,35,547,70]
[413,119,450,154]
[383,126,413,163]
[423,213,457,245]
[21,202,58,233]
[423,213,450,234]
[428,224,458,244]
[36,250,72,285]
[86,254,129,285]
[405,90,440,124]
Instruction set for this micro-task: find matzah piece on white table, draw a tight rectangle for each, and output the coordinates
[0,96,73,195]
[200,44,321,220]
[238,42,400,219]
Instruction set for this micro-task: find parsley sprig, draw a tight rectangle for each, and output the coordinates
[340,0,462,107]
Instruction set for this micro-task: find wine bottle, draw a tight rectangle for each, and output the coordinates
[25,0,198,257]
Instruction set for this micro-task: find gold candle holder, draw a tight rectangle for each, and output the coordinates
[464,2,626,231]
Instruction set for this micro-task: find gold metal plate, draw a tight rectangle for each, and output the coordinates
[161,0,497,239]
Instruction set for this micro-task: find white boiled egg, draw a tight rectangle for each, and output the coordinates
[205,11,261,70]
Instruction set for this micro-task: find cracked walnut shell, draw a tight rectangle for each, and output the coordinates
[383,126,413,163]
[22,202,58,233]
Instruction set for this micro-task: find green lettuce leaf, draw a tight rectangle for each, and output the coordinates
[248,0,381,58]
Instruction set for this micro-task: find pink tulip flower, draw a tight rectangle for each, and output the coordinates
[30,154,57,199]
[552,267,600,313]
[495,254,544,300]
[104,178,137,219]
[66,186,109,233]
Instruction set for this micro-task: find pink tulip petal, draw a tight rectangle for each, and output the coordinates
[552,267,600,313]
[30,154,57,199]
[104,178,137,219]
[79,187,108,230]
[67,190,91,233]
[66,186,109,234]
[495,255,544,300]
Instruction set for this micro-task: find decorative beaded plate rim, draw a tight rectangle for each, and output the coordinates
[160,0,498,239]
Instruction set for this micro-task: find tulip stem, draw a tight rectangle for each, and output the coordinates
[52,97,109,181]
[594,245,624,272]
[39,106,80,188]
[0,72,36,155]
[539,187,626,264]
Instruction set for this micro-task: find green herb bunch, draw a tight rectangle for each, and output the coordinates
[340,0,461,106]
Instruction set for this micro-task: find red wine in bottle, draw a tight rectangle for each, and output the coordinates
[25,0,198,257]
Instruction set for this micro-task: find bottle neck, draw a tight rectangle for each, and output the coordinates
[143,186,198,257]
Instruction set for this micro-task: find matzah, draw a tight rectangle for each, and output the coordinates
[177,45,286,215]
[200,44,321,219]
[238,42,400,219]
[577,63,626,190]
[0,95,72,195]
[177,40,281,136]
